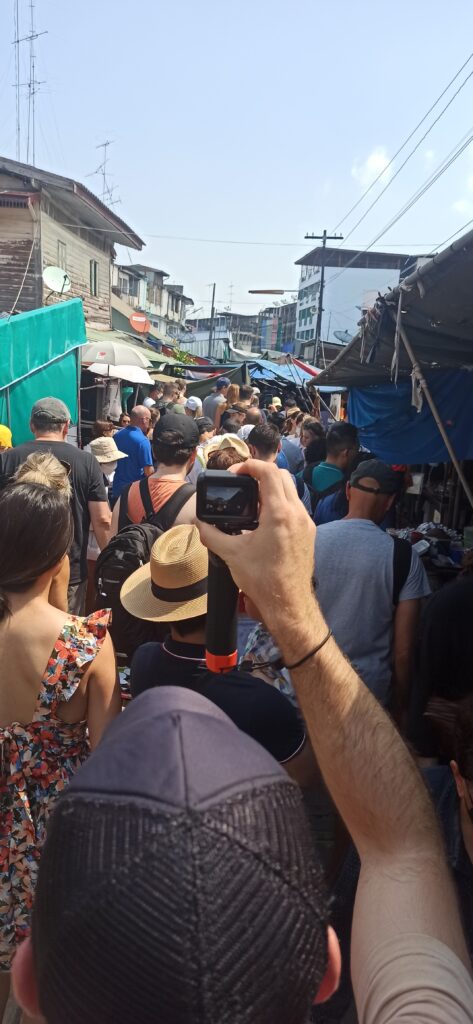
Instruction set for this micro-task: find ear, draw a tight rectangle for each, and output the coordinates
[12,938,43,1020]
[345,482,351,500]
[187,451,197,470]
[313,926,341,1005]
[249,445,257,458]
[62,421,69,439]
[450,760,465,800]
[386,493,396,510]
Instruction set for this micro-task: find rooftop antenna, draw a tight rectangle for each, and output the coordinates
[14,1,47,165]
[87,140,121,207]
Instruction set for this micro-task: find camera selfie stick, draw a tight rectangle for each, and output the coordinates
[206,551,239,673]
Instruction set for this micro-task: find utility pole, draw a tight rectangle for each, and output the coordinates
[304,230,343,365]
[13,0,20,160]
[208,283,216,360]
[13,0,47,164]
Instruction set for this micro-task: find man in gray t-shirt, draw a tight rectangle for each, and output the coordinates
[314,460,430,709]
[202,376,230,426]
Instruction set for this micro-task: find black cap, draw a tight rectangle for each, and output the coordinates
[153,412,199,447]
[32,688,328,1024]
[350,458,400,495]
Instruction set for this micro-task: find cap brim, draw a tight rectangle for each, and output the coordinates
[120,563,208,623]
[96,450,128,461]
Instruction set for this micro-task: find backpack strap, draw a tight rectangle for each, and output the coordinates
[142,482,195,532]
[139,476,155,519]
[392,536,412,605]
[118,483,133,532]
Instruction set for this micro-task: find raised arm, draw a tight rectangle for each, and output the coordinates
[197,460,470,976]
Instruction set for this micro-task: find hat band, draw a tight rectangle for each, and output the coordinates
[151,577,207,602]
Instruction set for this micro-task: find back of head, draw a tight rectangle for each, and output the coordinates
[244,407,262,427]
[153,413,199,466]
[32,688,328,1024]
[13,452,72,500]
[196,417,214,439]
[0,483,73,621]
[326,423,358,458]
[248,423,280,460]
[348,458,399,525]
[206,447,247,470]
[225,383,240,406]
[163,382,178,401]
[91,420,114,439]
[30,397,70,437]
[239,384,253,403]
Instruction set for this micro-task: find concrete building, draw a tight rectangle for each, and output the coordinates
[112,263,193,340]
[257,301,297,353]
[294,246,420,363]
[0,155,143,324]
[186,311,259,353]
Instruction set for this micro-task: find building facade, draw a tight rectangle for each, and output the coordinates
[0,156,143,324]
[257,301,297,353]
[294,247,420,363]
[112,263,193,340]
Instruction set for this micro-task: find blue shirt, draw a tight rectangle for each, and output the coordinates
[112,425,153,498]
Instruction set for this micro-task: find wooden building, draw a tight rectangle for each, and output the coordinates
[0,156,143,324]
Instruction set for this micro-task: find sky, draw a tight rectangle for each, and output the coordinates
[2,0,473,320]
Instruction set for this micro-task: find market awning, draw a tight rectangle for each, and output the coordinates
[316,226,473,387]
[84,327,163,365]
[249,358,343,393]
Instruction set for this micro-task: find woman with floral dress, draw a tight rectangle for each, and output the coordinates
[0,480,121,1016]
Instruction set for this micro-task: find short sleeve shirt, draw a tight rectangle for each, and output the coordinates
[202,392,226,425]
[314,518,431,703]
[354,935,473,1024]
[112,425,153,498]
[131,639,305,763]
[0,439,107,583]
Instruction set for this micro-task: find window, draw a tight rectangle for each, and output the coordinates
[57,240,67,270]
[90,260,99,297]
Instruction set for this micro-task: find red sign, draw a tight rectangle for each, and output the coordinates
[129,311,151,334]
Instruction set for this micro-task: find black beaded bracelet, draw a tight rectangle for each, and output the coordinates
[285,628,333,671]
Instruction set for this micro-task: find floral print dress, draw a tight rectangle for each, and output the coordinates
[0,610,110,970]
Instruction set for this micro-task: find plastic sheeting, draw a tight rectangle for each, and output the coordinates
[348,369,473,463]
[0,299,84,444]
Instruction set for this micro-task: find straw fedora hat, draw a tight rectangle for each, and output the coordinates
[120,524,208,622]
[203,433,250,464]
[90,436,128,463]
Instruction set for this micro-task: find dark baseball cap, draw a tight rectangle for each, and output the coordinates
[153,412,199,447]
[32,688,328,1024]
[216,375,231,389]
[350,458,400,495]
[30,397,71,424]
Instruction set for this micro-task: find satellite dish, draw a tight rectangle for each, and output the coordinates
[43,266,72,295]
[334,330,353,344]
[129,311,151,334]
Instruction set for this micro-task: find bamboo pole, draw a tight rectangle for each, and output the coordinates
[390,310,473,510]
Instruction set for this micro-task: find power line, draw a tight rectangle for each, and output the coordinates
[339,63,473,247]
[325,125,473,288]
[434,217,473,250]
[332,51,473,233]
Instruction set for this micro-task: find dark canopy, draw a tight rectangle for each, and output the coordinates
[316,226,473,387]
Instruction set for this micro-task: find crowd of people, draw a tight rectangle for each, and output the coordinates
[0,381,472,1023]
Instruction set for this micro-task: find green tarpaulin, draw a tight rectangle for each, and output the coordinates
[0,298,85,445]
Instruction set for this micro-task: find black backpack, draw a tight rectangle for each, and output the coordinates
[94,478,195,661]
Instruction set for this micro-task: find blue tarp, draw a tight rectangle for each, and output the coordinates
[348,369,473,463]
[249,359,343,394]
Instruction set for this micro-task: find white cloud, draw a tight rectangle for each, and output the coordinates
[351,147,392,189]
[424,149,435,166]
[452,198,473,216]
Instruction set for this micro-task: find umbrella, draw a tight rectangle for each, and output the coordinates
[88,363,155,385]
[82,339,151,369]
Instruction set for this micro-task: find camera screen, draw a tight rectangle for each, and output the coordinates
[205,484,250,517]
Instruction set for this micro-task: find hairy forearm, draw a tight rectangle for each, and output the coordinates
[269,597,443,863]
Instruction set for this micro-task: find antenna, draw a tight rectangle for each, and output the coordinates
[87,140,122,207]
[13,0,47,165]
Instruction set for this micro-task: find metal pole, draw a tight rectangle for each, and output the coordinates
[392,311,473,510]
[304,230,343,368]
[208,283,216,360]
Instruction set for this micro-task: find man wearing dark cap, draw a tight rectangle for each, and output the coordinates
[0,398,111,613]
[202,376,231,426]
[12,461,473,1023]
[110,412,198,536]
[314,458,430,715]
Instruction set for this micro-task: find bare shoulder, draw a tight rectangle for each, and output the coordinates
[174,492,197,526]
